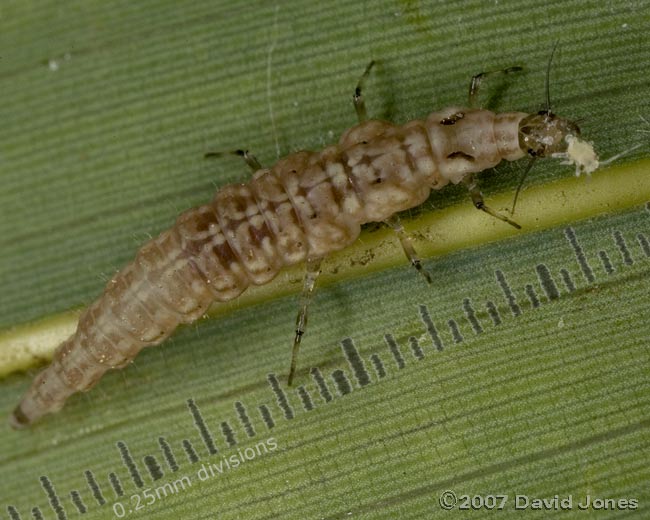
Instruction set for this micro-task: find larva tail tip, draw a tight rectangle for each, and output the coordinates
[9,405,31,430]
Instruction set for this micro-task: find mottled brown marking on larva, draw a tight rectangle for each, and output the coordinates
[399,139,419,177]
[11,91,596,427]
[247,222,271,253]
[440,111,465,125]
[447,151,475,161]
[192,205,219,233]
[338,119,392,149]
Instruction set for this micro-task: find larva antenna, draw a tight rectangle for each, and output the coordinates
[511,41,559,214]
[544,40,560,114]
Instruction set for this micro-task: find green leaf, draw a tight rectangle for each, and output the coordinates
[1,1,649,518]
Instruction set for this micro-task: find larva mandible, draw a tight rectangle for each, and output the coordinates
[10,60,600,429]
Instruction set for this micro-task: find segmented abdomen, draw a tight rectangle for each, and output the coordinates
[11,108,527,427]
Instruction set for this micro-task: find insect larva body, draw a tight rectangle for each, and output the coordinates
[11,66,599,428]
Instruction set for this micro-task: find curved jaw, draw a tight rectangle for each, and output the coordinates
[518,111,601,181]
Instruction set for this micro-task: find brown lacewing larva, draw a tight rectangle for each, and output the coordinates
[10,60,600,428]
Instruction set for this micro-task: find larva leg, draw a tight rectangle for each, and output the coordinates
[353,60,376,123]
[385,215,432,284]
[464,175,522,229]
[204,149,263,171]
[288,257,322,386]
[233,149,263,171]
[468,66,522,108]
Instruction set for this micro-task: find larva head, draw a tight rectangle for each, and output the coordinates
[518,110,599,176]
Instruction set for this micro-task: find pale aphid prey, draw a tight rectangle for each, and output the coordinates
[10,59,599,428]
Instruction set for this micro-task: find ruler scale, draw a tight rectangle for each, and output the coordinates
[3,202,649,517]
